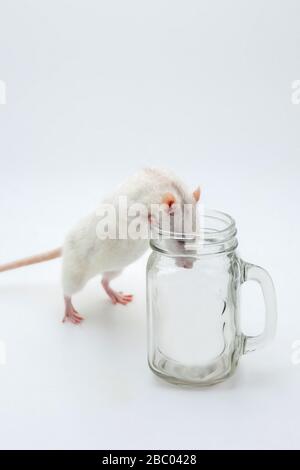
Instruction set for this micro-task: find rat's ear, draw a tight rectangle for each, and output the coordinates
[162,192,176,211]
[193,186,201,203]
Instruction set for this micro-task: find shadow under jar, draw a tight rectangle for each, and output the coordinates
[146,209,277,386]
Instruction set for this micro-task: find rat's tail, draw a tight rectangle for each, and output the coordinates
[0,248,62,273]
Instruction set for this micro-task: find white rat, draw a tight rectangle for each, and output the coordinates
[0,168,201,323]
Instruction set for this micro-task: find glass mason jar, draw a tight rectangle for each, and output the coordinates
[146,209,277,386]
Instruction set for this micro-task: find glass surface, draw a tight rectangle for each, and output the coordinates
[146,209,277,386]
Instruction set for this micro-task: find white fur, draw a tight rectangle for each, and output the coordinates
[62,168,197,296]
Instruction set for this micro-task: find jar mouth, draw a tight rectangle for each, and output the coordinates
[150,208,238,255]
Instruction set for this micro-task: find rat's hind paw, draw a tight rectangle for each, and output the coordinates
[63,310,84,324]
[106,289,134,305]
[113,292,134,305]
[63,297,84,324]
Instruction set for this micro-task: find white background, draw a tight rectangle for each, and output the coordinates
[0,0,300,450]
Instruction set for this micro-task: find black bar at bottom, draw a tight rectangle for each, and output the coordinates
[0,449,288,466]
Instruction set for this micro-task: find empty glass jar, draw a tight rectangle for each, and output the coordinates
[146,209,277,386]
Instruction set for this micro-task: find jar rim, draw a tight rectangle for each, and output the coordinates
[151,208,236,238]
[150,208,238,255]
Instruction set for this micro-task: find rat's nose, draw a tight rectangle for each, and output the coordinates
[176,258,194,269]
[183,259,194,269]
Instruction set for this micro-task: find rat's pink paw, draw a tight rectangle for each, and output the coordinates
[109,291,134,305]
[63,307,84,324]
[101,278,134,306]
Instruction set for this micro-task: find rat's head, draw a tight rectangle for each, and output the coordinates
[143,167,201,229]
[147,170,201,267]
[161,188,201,269]
[157,186,201,235]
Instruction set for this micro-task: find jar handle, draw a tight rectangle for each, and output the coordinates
[241,261,277,354]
